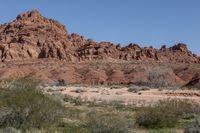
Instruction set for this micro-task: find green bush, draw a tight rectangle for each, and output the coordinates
[0,127,21,133]
[0,78,64,130]
[185,117,200,133]
[85,110,133,133]
[135,99,199,128]
[128,85,150,93]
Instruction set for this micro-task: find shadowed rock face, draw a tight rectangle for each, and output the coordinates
[185,73,200,89]
[0,10,199,63]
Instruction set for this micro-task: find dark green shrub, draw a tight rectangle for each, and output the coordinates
[0,127,21,133]
[86,110,133,133]
[185,117,200,133]
[135,99,199,128]
[56,79,66,86]
[0,78,64,130]
[128,85,141,93]
[135,105,179,128]
[128,85,149,93]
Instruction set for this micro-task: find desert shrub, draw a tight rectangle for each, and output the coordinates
[0,127,21,133]
[128,85,141,93]
[0,78,64,130]
[135,105,179,128]
[64,94,83,106]
[134,80,179,89]
[185,117,200,133]
[128,85,149,93]
[184,79,200,90]
[135,67,180,88]
[56,79,66,86]
[70,88,87,93]
[135,99,199,128]
[110,85,124,89]
[85,110,133,133]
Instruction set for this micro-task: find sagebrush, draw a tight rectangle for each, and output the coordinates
[0,78,64,130]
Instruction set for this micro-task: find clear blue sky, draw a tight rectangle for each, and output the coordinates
[0,0,199,55]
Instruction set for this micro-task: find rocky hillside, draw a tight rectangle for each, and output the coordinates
[0,10,200,87]
[0,10,199,63]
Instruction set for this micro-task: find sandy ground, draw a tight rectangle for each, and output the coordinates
[44,86,200,105]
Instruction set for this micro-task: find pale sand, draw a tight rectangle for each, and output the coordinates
[44,86,200,105]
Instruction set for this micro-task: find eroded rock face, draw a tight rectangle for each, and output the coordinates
[0,10,73,62]
[0,10,199,63]
[0,10,200,87]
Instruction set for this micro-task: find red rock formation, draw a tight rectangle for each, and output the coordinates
[0,10,199,63]
[0,10,74,62]
[0,10,200,87]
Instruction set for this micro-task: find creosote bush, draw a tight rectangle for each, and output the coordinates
[128,85,149,93]
[85,110,133,133]
[135,99,200,128]
[0,78,64,130]
[135,67,180,88]
[185,116,200,133]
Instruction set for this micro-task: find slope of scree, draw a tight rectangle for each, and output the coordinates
[0,10,199,63]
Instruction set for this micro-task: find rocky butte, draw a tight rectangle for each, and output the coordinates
[0,10,200,87]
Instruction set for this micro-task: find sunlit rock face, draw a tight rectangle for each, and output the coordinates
[0,10,199,63]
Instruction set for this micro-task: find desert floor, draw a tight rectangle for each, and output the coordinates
[44,86,200,106]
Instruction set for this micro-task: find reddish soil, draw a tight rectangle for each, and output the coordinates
[0,59,199,87]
